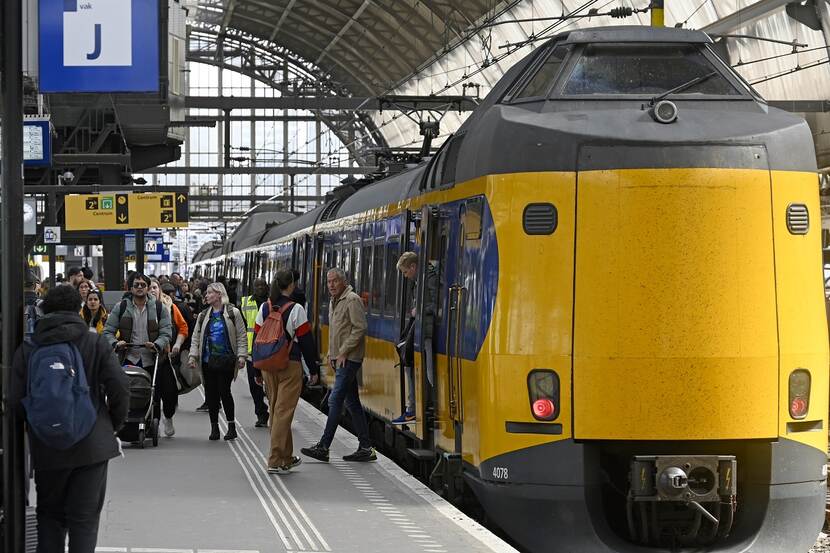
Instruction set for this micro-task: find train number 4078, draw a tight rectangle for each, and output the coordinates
[492,466,509,480]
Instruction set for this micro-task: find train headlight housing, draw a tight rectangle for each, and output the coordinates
[528,370,560,421]
[650,100,678,124]
[788,369,811,419]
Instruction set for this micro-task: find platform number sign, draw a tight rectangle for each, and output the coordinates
[38,0,160,93]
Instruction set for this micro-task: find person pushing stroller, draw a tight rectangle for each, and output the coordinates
[103,273,173,425]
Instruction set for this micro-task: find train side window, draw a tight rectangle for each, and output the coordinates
[371,241,385,315]
[353,244,361,291]
[439,134,465,187]
[384,239,400,315]
[422,141,450,191]
[463,197,483,240]
[350,245,358,285]
[341,246,351,280]
[360,244,372,309]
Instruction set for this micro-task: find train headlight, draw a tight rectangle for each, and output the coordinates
[650,100,678,124]
[788,369,811,419]
[528,370,560,421]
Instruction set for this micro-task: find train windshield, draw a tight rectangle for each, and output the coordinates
[561,43,741,97]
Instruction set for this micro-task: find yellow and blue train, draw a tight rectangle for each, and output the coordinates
[191,26,828,552]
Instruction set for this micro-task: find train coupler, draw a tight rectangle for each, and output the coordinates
[627,455,737,547]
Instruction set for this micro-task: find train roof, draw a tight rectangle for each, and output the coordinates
[192,240,224,263]
[257,204,327,247]
[224,211,296,253]
[336,164,427,219]
[561,26,712,45]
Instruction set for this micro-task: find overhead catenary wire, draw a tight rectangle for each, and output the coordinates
[679,0,712,27]
[748,55,830,85]
[286,0,614,164]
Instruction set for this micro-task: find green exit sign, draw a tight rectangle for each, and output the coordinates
[33,245,48,254]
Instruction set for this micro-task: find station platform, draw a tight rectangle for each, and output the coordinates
[89,374,517,553]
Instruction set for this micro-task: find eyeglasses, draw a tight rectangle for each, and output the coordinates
[132,282,148,289]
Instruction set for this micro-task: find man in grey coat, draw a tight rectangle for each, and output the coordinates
[301,268,375,463]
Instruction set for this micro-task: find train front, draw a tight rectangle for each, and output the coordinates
[466,27,829,552]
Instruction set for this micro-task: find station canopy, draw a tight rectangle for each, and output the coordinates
[190,0,830,154]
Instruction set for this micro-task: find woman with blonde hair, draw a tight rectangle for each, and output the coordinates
[189,282,247,441]
[80,289,108,334]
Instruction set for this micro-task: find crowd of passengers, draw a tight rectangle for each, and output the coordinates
[14,254,431,553]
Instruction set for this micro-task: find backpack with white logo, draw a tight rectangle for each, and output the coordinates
[252,300,294,372]
[22,342,97,449]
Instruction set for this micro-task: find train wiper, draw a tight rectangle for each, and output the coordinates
[650,72,718,106]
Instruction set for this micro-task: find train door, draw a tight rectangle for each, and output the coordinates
[417,206,451,451]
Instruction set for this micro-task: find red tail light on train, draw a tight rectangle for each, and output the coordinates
[528,370,560,421]
[788,369,811,420]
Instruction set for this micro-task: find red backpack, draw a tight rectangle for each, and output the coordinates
[252,300,295,372]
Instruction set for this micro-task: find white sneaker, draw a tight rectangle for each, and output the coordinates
[163,417,175,437]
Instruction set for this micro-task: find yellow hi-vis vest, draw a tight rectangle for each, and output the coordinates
[240,295,260,351]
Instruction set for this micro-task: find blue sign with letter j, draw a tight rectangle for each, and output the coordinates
[39,0,159,93]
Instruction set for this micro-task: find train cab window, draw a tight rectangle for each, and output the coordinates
[561,43,740,97]
[511,44,571,101]
[384,239,400,315]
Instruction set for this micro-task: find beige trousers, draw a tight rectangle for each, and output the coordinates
[262,361,303,467]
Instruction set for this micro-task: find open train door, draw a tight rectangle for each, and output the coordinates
[416,205,454,451]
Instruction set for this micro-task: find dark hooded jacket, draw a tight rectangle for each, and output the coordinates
[10,311,129,471]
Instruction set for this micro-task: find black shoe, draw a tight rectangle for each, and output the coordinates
[196,401,209,412]
[209,424,220,441]
[224,422,238,441]
[300,442,329,462]
[254,415,269,428]
[268,456,303,474]
[343,447,377,462]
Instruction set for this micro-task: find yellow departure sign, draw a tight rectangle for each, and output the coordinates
[65,191,189,231]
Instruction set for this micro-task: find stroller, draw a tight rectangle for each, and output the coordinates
[117,344,161,449]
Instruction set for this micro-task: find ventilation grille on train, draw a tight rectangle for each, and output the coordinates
[786,204,809,235]
[523,203,558,235]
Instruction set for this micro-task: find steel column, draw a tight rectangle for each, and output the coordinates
[47,191,57,284]
[316,117,322,203]
[135,228,145,275]
[1,0,27,549]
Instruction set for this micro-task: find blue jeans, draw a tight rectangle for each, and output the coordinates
[321,360,371,449]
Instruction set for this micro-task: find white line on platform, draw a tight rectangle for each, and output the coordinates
[236,423,331,552]
[96,549,261,553]
[232,425,315,550]
[131,549,194,553]
[198,550,261,553]
[302,401,515,552]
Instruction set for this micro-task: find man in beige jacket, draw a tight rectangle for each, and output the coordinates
[301,268,376,462]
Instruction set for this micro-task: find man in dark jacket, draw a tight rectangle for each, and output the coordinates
[10,285,129,553]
